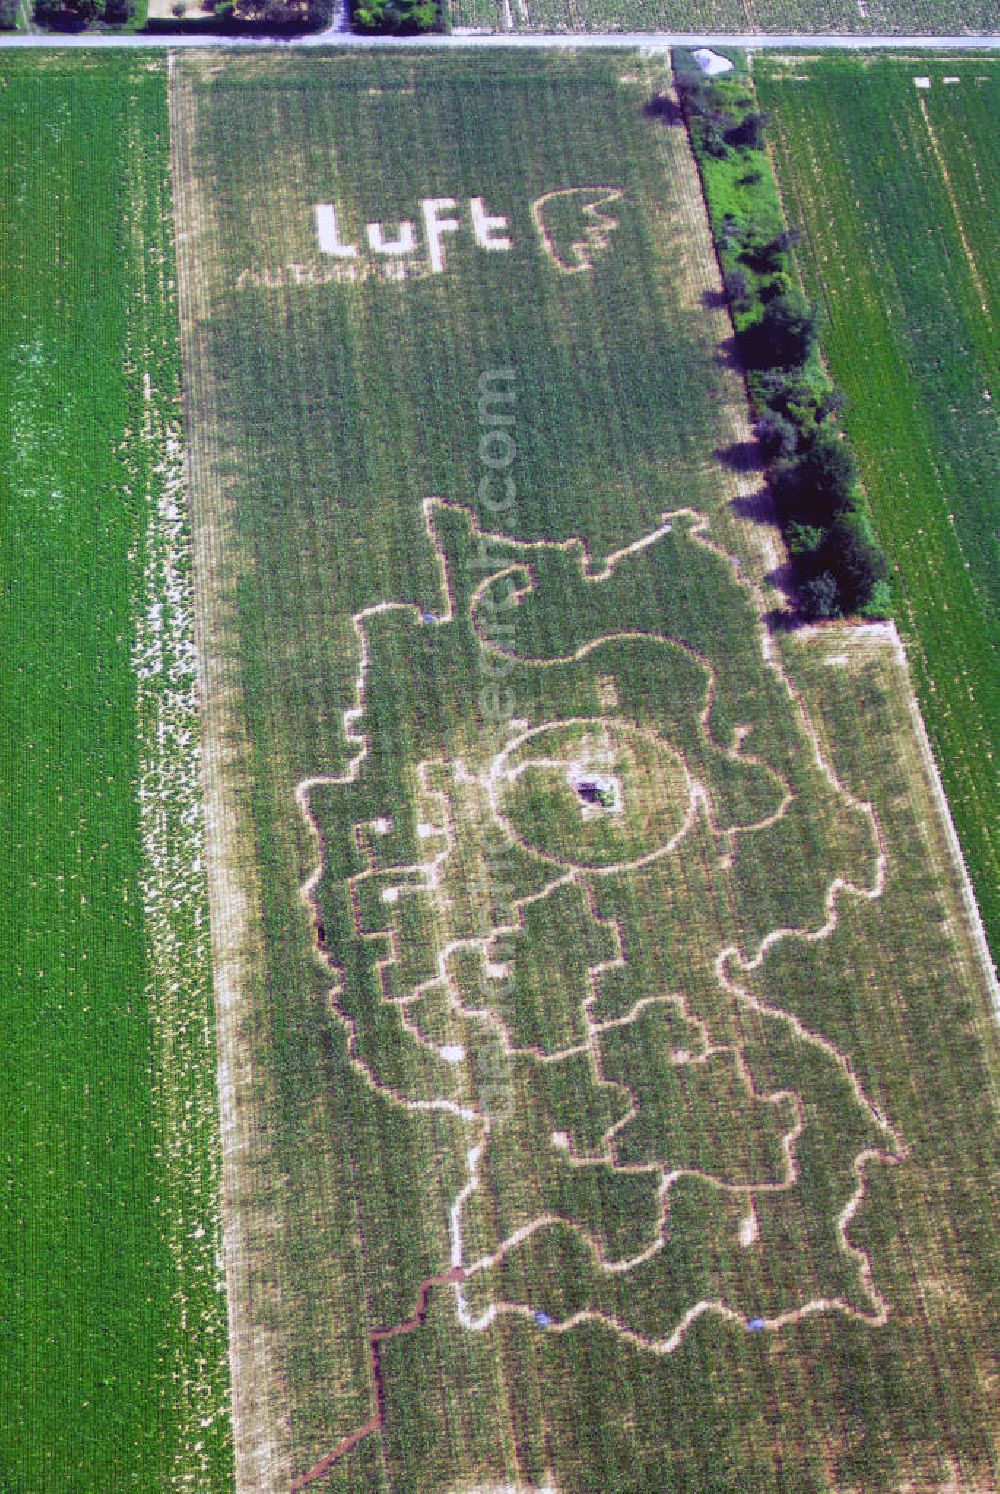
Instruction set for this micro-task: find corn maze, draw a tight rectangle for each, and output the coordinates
[170,49,998,1494]
[284,494,909,1488]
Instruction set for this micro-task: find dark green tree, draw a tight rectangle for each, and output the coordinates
[725,111,769,150]
[773,431,858,525]
[754,412,799,461]
[353,0,434,29]
[821,516,889,610]
[702,116,732,159]
[799,570,842,620]
[739,291,819,370]
[675,72,715,118]
[724,268,752,313]
[786,521,826,556]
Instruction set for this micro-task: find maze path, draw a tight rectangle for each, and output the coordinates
[288,498,905,1489]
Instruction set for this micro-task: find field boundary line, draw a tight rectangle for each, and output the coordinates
[916,93,993,328]
[169,51,294,1494]
[896,630,1000,1023]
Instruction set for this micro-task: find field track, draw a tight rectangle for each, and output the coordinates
[168,48,291,1494]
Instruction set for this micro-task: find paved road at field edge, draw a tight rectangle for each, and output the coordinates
[0,26,997,48]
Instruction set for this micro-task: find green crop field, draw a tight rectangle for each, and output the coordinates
[0,55,231,1491]
[172,49,998,1494]
[758,55,999,968]
[446,0,998,38]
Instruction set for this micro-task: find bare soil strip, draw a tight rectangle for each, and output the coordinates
[169,55,294,1494]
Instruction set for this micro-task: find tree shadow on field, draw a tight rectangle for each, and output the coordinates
[644,94,685,126]
[762,551,802,629]
[763,602,804,634]
[730,486,776,527]
[764,555,799,600]
[715,439,765,475]
[729,487,801,625]
[701,287,729,312]
[714,335,749,376]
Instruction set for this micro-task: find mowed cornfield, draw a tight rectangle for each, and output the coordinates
[758,55,999,966]
[445,0,999,37]
[171,49,999,1494]
[0,55,231,1491]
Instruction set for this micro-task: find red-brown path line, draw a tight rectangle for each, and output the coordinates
[289,1267,466,1491]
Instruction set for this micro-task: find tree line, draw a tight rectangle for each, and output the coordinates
[352,0,436,31]
[31,0,434,34]
[672,55,890,623]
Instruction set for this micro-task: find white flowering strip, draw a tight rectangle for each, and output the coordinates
[126,102,232,1491]
[133,429,231,1490]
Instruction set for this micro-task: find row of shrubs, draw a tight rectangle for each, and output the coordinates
[32,0,330,30]
[33,0,135,26]
[674,53,890,623]
[31,0,436,33]
[352,0,436,33]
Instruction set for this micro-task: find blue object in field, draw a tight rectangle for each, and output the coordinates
[534,1311,552,1328]
[747,1317,766,1333]
[421,611,438,624]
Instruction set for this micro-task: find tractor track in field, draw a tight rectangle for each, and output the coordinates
[916,93,994,327]
[288,495,909,1489]
[289,1268,467,1491]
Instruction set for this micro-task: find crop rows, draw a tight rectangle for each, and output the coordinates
[758,54,999,966]
[174,50,998,1494]
[0,56,231,1491]
[446,0,999,36]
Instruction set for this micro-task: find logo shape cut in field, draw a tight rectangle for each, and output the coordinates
[531,187,625,273]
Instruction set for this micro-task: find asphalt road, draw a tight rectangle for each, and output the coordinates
[0,24,997,48]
